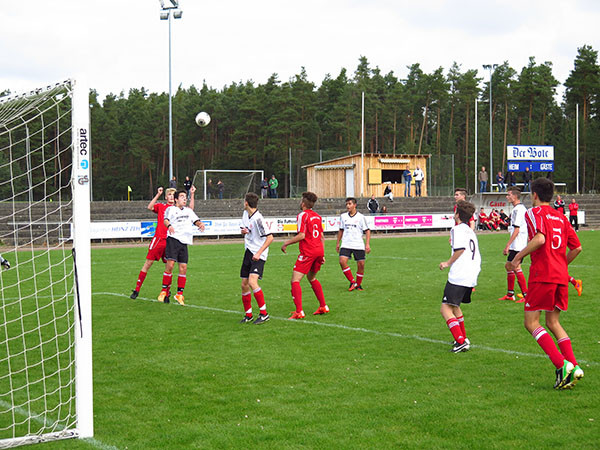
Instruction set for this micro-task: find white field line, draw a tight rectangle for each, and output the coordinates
[98,291,598,366]
[0,400,119,450]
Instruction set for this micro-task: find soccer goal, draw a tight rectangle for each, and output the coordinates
[192,169,264,200]
[0,80,93,447]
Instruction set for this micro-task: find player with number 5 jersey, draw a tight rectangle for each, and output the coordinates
[281,192,328,319]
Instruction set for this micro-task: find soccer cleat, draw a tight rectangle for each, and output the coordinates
[239,315,254,324]
[130,290,139,300]
[451,339,470,353]
[288,311,306,320]
[174,293,185,305]
[574,279,582,297]
[515,293,526,303]
[313,305,330,315]
[348,282,358,292]
[1,259,10,270]
[553,360,575,389]
[157,290,168,303]
[253,313,270,325]
[356,285,364,291]
[498,294,515,301]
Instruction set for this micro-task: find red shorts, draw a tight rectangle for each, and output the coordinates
[293,254,324,275]
[146,236,167,263]
[525,282,569,312]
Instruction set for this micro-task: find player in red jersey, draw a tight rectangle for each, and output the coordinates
[281,192,328,318]
[506,178,583,390]
[130,185,195,300]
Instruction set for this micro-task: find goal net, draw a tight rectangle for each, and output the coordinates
[0,80,93,447]
[192,170,265,200]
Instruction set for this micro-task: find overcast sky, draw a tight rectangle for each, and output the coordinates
[1,0,599,100]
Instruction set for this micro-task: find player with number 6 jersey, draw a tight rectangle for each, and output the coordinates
[281,192,328,319]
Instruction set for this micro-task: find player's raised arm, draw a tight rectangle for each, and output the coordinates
[188,185,195,211]
[148,187,164,211]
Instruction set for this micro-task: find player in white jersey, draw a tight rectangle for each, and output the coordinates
[0,254,9,270]
[159,190,205,305]
[499,186,528,302]
[439,200,481,353]
[239,193,273,325]
[336,197,371,291]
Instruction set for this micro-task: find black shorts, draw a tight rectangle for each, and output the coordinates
[240,249,266,279]
[507,250,519,262]
[165,236,189,264]
[339,247,366,261]
[442,281,473,306]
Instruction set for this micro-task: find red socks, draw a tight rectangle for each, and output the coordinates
[135,271,147,291]
[532,327,565,369]
[515,270,527,295]
[506,271,515,293]
[242,291,252,317]
[291,281,303,313]
[310,279,326,308]
[446,318,465,344]
[177,274,186,293]
[253,288,267,315]
[356,272,364,287]
[342,267,355,283]
[557,337,577,366]
[161,272,172,291]
[456,315,466,338]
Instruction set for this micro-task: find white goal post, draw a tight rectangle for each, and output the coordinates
[192,169,264,200]
[0,79,93,447]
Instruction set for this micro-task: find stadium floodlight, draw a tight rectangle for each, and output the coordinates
[483,64,498,183]
[159,0,183,181]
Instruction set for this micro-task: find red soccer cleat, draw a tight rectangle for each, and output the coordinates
[313,305,330,315]
[498,294,515,301]
[348,282,358,292]
[288,311,306,320]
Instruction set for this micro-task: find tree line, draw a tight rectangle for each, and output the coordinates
[84,45,599,199]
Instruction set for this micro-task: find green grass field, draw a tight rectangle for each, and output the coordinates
[10,231,600,448]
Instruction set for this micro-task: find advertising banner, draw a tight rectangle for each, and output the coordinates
[507,145,554,161]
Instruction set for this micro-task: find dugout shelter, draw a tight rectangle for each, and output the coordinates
[303,153,430,199]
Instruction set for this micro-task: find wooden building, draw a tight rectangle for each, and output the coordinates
[303,153,431,198]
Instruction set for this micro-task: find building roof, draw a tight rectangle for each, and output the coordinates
[302,152,431,169]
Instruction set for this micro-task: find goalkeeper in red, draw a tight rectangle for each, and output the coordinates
[281,192,328,319]
[506,178,583,389]
[239,193,273,325]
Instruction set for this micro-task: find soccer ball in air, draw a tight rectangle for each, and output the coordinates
[195,112,211,127]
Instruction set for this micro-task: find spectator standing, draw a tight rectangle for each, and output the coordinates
[169,176,177,189]
[207,179,214,199]
[496,171,506,192]
[413,166,425,197]
[260,177,269,199]
[403,169,412,197]
[553,195,565,214]
[183,176,192,199]
[217,180,225,199]
[568,198,579,231]
[268,174,279,198]
[478,166,488,192]
[522,167,532,192]
[367,194,379,214]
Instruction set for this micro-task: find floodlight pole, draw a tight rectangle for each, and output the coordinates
[483,64,497,187]
[160,1,182,182]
